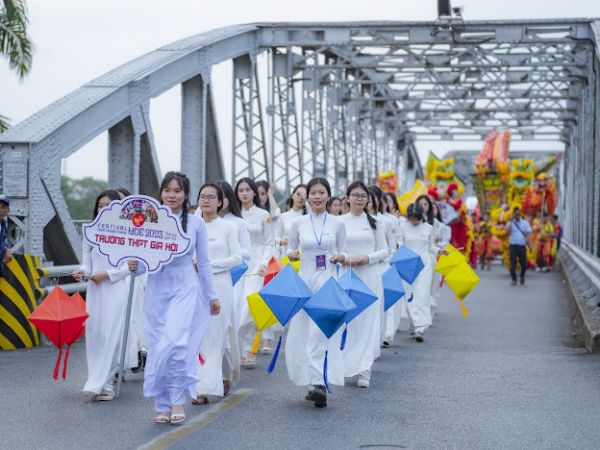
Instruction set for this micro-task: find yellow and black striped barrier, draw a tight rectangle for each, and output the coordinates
[0,254,46,350]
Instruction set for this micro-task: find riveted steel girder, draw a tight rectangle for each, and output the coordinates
[1,19,600,265]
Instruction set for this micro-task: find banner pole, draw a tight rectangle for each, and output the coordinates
[116,270,136,398]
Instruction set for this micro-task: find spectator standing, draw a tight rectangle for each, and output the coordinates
[506,207,533,286]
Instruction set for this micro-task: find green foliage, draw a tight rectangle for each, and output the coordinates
[0,114,9,133]
[1,0,34,79]
[1,0,34,133]
[61,175,108,220]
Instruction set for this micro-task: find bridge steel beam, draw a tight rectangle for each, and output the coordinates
[3,19,600,264]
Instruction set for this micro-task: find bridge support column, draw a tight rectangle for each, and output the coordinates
[181,74,208,202]
[181,73,224,200]
[108,116,137,194]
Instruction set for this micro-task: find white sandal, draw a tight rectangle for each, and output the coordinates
[95,391,114,401]
[170,413,186,425]
[155,412,170,424]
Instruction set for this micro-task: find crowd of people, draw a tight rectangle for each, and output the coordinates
[74,173,456,423]
[469,206,562,285]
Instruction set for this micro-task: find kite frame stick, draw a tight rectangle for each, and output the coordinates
[242,271,279,278]
[116,270,136,398]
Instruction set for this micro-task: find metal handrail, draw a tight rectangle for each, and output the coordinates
[36,264,88,296]
[42,283,88,296]
[561,240,600,293]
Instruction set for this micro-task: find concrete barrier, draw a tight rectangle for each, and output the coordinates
[0,254,45,350]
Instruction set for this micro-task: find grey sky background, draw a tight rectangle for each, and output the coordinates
[1,0,599,182]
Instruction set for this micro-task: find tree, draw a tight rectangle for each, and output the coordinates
[61,176,108,220]
[1,0,34,132]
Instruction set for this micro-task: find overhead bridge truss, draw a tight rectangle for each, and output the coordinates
[1,19,599,264]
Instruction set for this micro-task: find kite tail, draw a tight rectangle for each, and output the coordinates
[62,346,70,380]
[340,325,347,351]
[53,348,63,380]
[407,292,414,303]
[440,276,445,288]
[455,294,460,303]
[251,332,261,354]
[461,301,469,318]
[323,350,332,394]
[267,335,282,374]
[199,352,206,366]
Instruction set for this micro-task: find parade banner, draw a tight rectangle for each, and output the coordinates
[83,195,191,273]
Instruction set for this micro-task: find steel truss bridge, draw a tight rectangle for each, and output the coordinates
[0,19,599,276]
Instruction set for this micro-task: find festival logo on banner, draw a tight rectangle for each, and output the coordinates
[83,195,191,273]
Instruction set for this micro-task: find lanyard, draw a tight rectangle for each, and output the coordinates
[309,211,328,249]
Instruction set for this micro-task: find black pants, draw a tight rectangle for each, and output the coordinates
[509,244,527,281]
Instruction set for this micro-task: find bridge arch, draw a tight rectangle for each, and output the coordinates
[1,20,599,266]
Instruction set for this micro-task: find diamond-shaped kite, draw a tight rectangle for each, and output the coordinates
[280,254,300,272]
[67,292,87,346]
[247,292,279,331]
[28,286,89,380]
[390,245,424,284]
[382,266,407,311]
[337,269,378,323]
[445,261,480,301]
[435,244,466,276]
[259,264,313,326]
[231,261,248,286]
[263,256,285,286]
[303,278,357,339]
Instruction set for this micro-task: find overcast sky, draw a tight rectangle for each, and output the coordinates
[1,0,599,182]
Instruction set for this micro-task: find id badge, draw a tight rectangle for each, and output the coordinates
[316,255,327,271]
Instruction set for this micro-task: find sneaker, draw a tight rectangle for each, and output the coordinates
[414,331,424,342]
[409,332,416,339]
[535,267,541,273]
[511,280,517,286]
[520,276,525,285]
[307,385,327,407]
[382,339,390,348]
[357,376,370,388]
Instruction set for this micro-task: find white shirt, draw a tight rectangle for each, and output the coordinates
[204,217,243,274]
[195,209,252,262]
[397,221,440,264]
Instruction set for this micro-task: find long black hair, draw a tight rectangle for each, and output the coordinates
[215,180,242,218]
[407,203,425,222]
[159,171,191,233]
[431,201,443,223]
[235,177,260,208]
[416,194,434,225]
[386,192,400,214]
[346,181,378,230]
[92,190,120,220]
[198,182,224,213]
[115,187,131,199]
[256,180,271,211]
[290,183,307,215]
[369,185,386,214]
